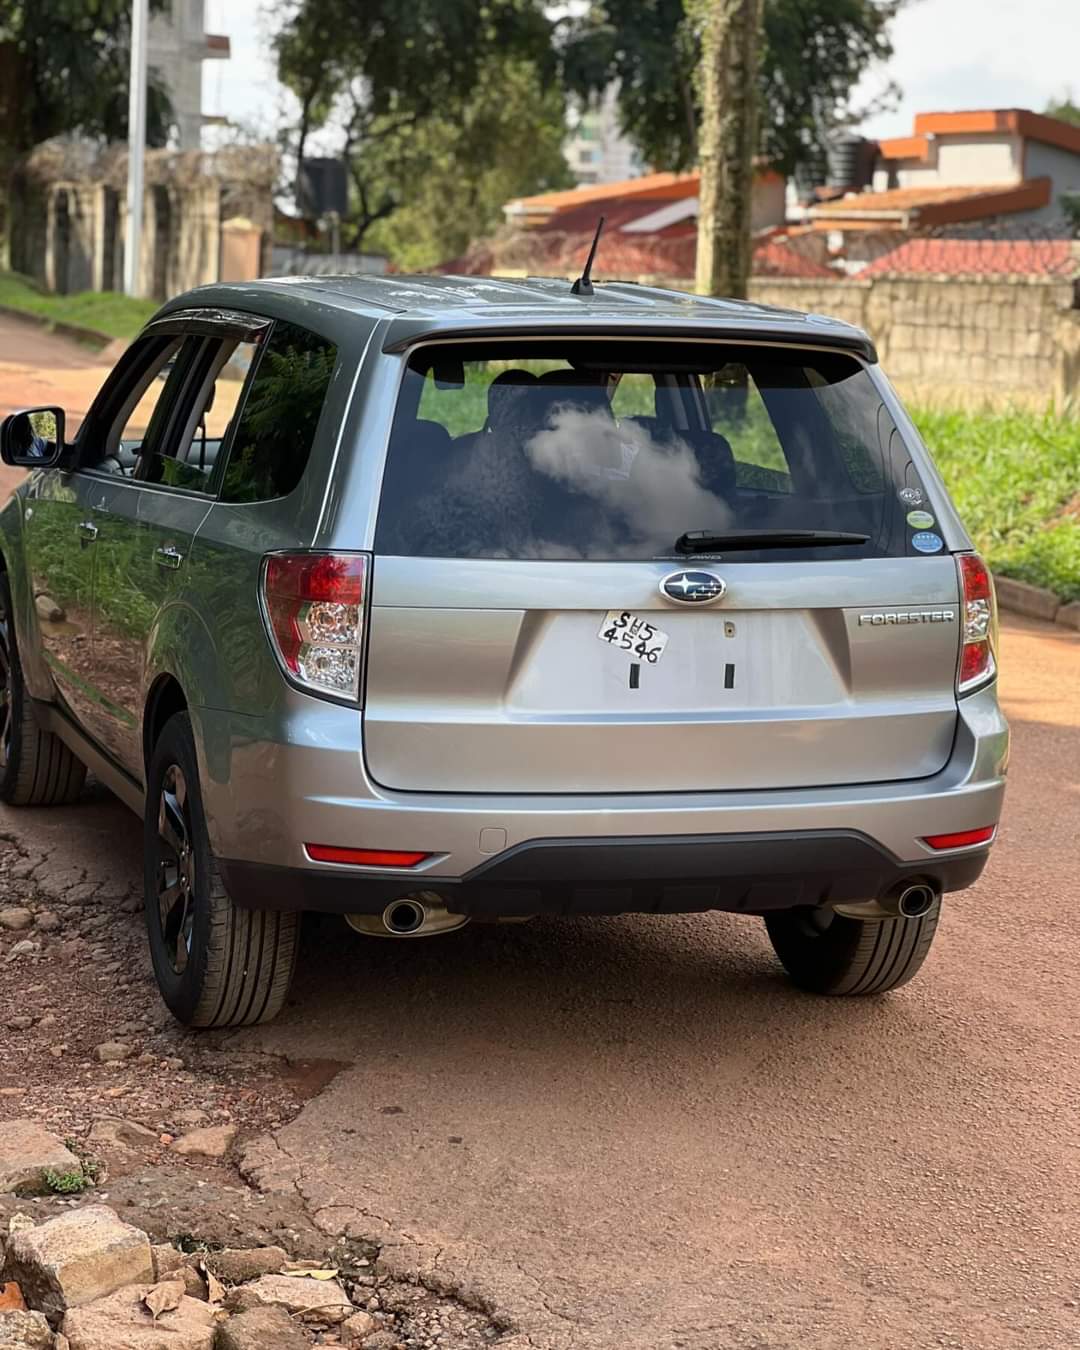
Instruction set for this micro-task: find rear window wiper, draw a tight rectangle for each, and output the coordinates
[674,529,870,554]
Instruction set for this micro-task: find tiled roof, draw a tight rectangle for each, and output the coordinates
[810,178,1052,224]
[505,172,700,218]
[878,108,1080,161]
[859,237,1078,279]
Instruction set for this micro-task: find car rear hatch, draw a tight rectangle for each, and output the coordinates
[363,338,960,794]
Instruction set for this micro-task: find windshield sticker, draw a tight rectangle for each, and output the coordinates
[906,510,935,529]
[911,531,944,554]
[898,487,925,506]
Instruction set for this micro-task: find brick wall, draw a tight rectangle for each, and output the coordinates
[747,275,1080,408]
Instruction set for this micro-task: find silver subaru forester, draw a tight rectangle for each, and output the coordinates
[0,276,1008,1026]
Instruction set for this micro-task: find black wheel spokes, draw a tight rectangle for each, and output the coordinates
[157,766,195,975]
[0,613,11,770]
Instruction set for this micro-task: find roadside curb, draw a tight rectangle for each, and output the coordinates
[0,302,114,351]
[994,573,1080,631]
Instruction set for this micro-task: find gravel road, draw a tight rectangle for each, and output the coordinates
[2,614,1077,1350]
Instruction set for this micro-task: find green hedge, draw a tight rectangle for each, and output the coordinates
[915,407,1080,603]
[0,272,157,341]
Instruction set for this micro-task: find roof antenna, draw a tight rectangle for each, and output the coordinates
[570,216,605,296]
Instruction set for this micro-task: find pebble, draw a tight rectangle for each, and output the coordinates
[0,908,34,931]
[95,1041,133,1063]
[6,1015,35,1031]
[35,912,61,932]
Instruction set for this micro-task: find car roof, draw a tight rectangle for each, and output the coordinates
[163,273,878,362]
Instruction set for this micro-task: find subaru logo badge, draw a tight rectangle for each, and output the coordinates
[660,571,727,605]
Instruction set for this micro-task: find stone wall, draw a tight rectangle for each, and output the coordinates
[748,274,1080,408]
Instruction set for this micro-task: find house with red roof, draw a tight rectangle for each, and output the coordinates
[440,167,832,281]
[805,110,1080,275]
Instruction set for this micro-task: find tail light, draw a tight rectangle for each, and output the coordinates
[923,826,996,851]
[956,553,998,695]
[260,552,369,702]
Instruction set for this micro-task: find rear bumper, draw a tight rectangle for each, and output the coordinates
[197,681,1008,917]
[219,830,990,917]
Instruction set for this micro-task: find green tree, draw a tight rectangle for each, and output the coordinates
[0,1,173,166]
[561,0,901,175]
[1044,93,1080,128]
[362,59,572,269]
[273,0,560,252]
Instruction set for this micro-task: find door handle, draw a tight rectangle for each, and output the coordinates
[154,545,185,570]
[77,521,99,543]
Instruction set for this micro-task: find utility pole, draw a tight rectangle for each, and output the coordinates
[694,0,763,298]
[124,0,149,296]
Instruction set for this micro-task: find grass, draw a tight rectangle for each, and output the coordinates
[914,406,1080,603]
[0,271,157,341]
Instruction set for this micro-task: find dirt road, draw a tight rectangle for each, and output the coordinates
[2,615,1077,1350]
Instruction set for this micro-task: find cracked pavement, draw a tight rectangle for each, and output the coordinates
[1,615,1076,1348]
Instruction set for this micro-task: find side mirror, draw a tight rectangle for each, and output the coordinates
[0,407,66,468]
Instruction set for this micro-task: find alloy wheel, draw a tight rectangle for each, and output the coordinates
[157,764,196,975]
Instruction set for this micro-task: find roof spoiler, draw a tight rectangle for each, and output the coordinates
[380,318,878,363]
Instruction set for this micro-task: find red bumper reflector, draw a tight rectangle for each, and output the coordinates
[923,826,995,851]
[306,845,429,867]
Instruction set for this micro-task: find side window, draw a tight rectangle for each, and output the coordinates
[609,372,656,423]
[704,366,793,494]
[219,320,337,503]
[148,337,261,494]
[89,338,186,474]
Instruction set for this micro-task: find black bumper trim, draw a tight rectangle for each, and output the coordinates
[220,829,990,918]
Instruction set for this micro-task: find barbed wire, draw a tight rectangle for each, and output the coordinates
[441,215,1079,286]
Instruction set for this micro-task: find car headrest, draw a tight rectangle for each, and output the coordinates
[486,369,538,431]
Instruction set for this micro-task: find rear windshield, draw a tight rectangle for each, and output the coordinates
[375,341,935,563]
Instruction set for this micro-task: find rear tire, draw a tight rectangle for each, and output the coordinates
[764,900,940,995]
[144,712,298,1027]
[0,574,87,806]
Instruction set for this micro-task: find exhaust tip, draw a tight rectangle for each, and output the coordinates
[897,883,937,919]
[383,898,426,934]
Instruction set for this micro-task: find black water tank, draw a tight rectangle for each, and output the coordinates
[826,134,874,192]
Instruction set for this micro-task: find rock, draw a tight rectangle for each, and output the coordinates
[0,1309,51,1348]
[60,1285,215,1350]
[203,1247,286,1285]
[4,1018,34,1033]
[92,1043,131,1065]
[228,1273,352,1326]
[0,911,33,932]
[150,1245,186,1281]
[0,1205,154,1320]
[214,1306,309,1350]
[5,942,37,962]
[170,1127,236,1161]
[0,1282,26,1313]
[34,914,60,934]
[362,1334,401,1350]
[0,1122,81,1195]
[342,1310,379,1345]
[86,1120,158,1151]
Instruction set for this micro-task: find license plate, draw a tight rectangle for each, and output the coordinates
[597,611,670,664]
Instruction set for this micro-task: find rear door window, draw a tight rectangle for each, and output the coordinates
[219,320,337,503]
[376,341,929,563]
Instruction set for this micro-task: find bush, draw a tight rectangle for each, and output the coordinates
[914,406,1080,602]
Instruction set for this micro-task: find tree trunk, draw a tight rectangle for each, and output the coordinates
[693,0,763,298]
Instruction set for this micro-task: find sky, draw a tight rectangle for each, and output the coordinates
[202,0,1080,149]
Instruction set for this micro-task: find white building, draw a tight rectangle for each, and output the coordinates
[148,0,230,151]
[564,86,645,187]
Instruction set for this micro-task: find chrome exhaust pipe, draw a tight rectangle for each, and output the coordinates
[833,881,939,921]
[345,892,470,939]
[897,883,937,918]
[383,897,426,934]
[875,882,938,919]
